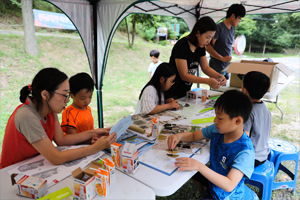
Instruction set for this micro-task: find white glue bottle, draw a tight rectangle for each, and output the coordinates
[151,118,159,138]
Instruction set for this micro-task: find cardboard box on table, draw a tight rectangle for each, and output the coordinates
[226,60,294,92]
[11,173,48,199]
[72,161,104,200]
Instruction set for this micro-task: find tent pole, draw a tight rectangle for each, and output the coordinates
[91,0,103,128]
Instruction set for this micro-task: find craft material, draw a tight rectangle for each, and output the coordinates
[122,143,140,174]
[131,111,184,130]
[94,168,109,198]
[37,186,73,200]
[111,143,122,168]
[98,158,115,186]
[72,161,103,200]
[201,89,208,102]
[128,125,146,134]
[186,91,198,99]
[110,115,133,139]
[208,92,223,99]
[166,148,178,154]
[12,173,48,199]
[191,117,215,124]
[151,118,159,137]
[166,154,179,158]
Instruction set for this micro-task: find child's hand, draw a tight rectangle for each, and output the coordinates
[165,98,175,103]
[174,157,202,171]
[91,136,99,144]
[94,132,117,150]
[167,134,181,150]
[168,100,180,110]
[207,78,220,89]
[93,128,110,137]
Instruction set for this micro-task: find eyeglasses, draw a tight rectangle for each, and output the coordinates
[52,91,70,101]
[237,16,242,21]
[168,79,175,85]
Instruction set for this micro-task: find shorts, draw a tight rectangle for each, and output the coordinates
[192,172,216,200]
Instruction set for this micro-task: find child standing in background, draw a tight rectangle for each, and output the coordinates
[147,50,162,82]
[136,62,180,114]
[242,71,271,167]
[61,72,110,144]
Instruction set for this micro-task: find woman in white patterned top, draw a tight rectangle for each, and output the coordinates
[135,63,180,114]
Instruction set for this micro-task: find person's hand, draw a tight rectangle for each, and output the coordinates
[168,100,180,110]
[207,78,220,89]
[174,157,202,171]
[217,75,227,86]
[94,132,117,151]
[221,55,232,62]
[91,136,99,144]
[93,127,111,138]
[167,134,181,150]
[165,98,175,103]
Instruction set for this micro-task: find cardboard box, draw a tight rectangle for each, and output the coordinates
[226,60,294,91]
[72,161,103,200]
[98,158,115,186]
[122,143,140,174]
[111,143,122,168]
[94,168,109,198]
[11,173,48,199]
[186,91,198,99]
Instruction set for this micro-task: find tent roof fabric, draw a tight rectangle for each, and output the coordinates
[46,0,299,127]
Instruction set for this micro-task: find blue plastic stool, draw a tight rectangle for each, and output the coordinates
[244,185,259,200]
[245,160,275,200]
[268,138,299,195]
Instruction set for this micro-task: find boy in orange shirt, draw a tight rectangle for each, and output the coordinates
[61,72,110,144]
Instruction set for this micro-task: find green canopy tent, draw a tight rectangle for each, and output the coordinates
[44,0,300,127]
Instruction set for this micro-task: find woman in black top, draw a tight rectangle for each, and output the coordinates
[168,16,227,99]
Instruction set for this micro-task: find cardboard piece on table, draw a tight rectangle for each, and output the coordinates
[226,60,294,92]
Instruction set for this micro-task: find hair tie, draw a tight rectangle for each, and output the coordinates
[28,84,32,91]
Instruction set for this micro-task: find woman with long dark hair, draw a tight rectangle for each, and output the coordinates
[168,16,227,99]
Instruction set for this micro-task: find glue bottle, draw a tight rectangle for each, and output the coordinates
[151,118,159,137]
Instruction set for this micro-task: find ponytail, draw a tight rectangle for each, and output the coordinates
[19,85,31,103]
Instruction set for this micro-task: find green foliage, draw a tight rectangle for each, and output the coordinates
[235,17,256,39]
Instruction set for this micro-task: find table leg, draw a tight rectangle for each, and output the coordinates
[263,95,284,119]
[275,95,284,119]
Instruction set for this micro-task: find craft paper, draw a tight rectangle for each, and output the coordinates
[110,115,133,139]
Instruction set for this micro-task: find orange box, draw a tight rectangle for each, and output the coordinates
[94,168,109,198]
[201,89,207,102]
[98,158,115,186]
[111,143,122,168]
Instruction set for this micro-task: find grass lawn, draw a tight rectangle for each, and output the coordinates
[0,31,299,199]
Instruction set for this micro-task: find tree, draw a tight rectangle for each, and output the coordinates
[21,0,38,56]
[235,17,256,53]
[126,14,156,48]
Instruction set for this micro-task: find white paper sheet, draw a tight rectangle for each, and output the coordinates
[7,145,104,187]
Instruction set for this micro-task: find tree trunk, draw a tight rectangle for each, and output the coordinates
[21,0,38,56]
[262,39,266,57]
[248,41,251,54]
[125,18,131,47]
[131,15,137,48]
